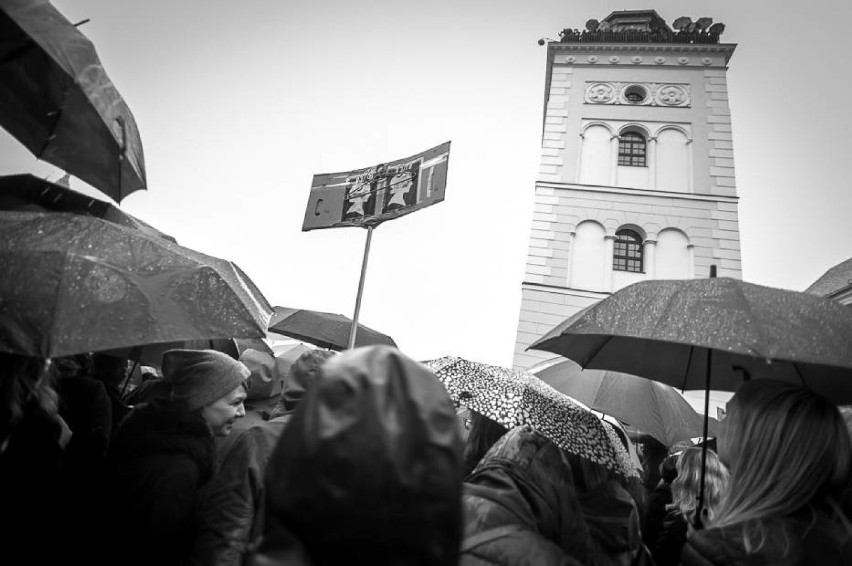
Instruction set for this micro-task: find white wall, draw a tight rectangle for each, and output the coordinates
[579,125,611,185]
[571,220,607,291]
[655,228,692,279]
[656,128,691,192]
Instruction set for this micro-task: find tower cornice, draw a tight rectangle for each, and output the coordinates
[548,42,737,64]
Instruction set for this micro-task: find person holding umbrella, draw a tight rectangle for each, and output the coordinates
[680,380,852,565]
[101,349,251,566]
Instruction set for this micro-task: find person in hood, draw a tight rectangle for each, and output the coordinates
[247,345,464,566]
[102,349,250,566]
[459,425,591,566]
[681,380,852,566]
[192,348,337,566]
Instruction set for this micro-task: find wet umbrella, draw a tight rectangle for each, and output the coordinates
[268,306,396,351]
[423,356,639,479]
[529,277,852,402]
[0,0,145,202]
[528,276,852,524]
[0,210,273,358]
[531,357,717,447]
[0,173,172,241]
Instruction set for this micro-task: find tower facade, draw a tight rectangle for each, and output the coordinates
[514,11,742,370]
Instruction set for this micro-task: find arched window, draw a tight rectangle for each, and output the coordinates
[618,132,646,167]
[613,229,643,272]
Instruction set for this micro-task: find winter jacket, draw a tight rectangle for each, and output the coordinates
[247,345,464,566]
[579,479,644,566]
[192,416,290,566]
[643,481,673,549]
[0,408,73,564]
[680,507,852,566]
[651,507,688,566]
[103,398,217,566]
[459,425,590,566]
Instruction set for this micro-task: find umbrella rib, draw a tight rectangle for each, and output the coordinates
[792,362,809,389]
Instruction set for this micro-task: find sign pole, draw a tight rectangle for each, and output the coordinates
[347,225,374,349]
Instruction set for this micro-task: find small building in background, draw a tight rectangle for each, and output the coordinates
[805,257,852,306]
[514,10,743,369]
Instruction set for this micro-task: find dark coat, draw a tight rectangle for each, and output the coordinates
[644,481,673,549]
[247,345,464,566]
[103,398,217,566]
[579,479,644,566]
[680,508,852,566]
[192,416,290,566]
[652,507,688,566]
[0,409,72,564]
[459,425,590,566]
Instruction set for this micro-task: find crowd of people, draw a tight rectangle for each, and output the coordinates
[1,344,851,565]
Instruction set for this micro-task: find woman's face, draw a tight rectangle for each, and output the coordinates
[201,384,247,437]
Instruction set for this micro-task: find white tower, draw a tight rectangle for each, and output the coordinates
[514,10,741,370]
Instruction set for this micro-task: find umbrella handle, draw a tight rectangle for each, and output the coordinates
[695,348,712,530]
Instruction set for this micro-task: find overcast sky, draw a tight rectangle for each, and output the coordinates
[3,0,850,369]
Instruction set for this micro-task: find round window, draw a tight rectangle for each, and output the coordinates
[624,85,647,103]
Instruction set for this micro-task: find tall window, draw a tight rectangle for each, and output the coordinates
[618,132,646,167]
[613,229,643,272]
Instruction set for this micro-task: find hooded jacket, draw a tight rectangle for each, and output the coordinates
[680,507,852,566]
[103,398,217,566]
[247,345,464,566]
[459,425,591,566]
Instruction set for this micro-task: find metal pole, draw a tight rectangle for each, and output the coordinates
[695,347,712,530]
[348,225,374,349]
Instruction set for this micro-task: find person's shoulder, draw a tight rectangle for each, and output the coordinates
[679,526,741,566]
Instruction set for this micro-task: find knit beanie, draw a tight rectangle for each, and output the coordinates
[162,349,250,411]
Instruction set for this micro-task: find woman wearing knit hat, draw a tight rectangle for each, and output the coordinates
[100,349,251,566]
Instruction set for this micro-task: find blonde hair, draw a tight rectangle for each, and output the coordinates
[712,380,852,552]
[670,447,729,525]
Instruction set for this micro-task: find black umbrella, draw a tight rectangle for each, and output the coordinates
[0,0,145,202]
[0,173,173,241]
[268,306,397,351]
[528,277,852,525]
[531,357,717,447]
[0,210,272,358]
[529,277,852,402]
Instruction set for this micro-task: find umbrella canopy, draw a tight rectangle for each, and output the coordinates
[0,0,145,202]
[529,277,852,403]
[268,306,397,351]
[0,173,172,241]
[530,357,717,447]
[423,356,639,479]
[0,211,273,358]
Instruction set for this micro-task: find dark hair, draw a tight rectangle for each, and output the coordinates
[463,411,508,476]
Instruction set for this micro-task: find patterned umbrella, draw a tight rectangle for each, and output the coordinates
[423,356,637,478]
[0,210,272,358]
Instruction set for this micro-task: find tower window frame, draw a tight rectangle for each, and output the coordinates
[613,229,644,273]
[618,131,647,167]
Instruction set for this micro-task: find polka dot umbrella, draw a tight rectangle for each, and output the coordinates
[423,356,638,479]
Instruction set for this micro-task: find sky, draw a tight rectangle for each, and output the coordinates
[3,0,851,370]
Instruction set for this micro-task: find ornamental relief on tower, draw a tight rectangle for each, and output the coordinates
[584,82,691,107]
